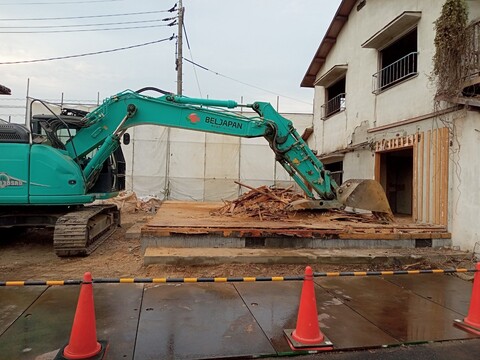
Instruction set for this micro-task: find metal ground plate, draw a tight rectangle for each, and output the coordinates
[235,281,399,354]
[134,282,275,359]
[0,284,143,360]
[315,276,477,343]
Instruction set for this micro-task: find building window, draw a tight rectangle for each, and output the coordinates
[372,28,418,94]
[362,11,421,94]
[321,77,346,120]
[324,160,343,185]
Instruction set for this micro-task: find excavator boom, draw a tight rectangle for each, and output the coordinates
[67,90,341,204]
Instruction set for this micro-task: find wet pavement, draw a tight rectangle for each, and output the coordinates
[0,274,478,359]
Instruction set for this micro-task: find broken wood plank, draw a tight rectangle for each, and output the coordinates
[234,181,289,204]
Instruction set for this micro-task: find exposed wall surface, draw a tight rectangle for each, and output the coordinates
[343,150,375,181]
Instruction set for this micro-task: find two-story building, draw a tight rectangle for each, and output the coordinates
[302,0,480,251]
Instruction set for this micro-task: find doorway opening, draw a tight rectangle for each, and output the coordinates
[378,148,413,216]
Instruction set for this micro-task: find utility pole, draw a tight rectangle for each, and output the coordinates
[176,0,184,96]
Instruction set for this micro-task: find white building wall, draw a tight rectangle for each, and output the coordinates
[309,0,480,250]
[449,111,480,250]
[343,151,375,181]
[313,0,443,162]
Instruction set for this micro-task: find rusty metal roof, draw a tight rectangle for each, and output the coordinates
[301,0,357,88]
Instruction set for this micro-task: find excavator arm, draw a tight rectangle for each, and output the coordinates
[66,90,341,206]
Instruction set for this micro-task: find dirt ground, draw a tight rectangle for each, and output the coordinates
[0,208,476,282]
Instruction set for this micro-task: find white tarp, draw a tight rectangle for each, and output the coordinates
[126,111,313,201]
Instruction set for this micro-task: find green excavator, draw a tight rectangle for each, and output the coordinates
[0,88,392,256]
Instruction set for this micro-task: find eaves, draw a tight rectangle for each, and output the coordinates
[301,0,356,88]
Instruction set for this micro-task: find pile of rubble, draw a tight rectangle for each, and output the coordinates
[211,182,305,221]
[99,191,163,213]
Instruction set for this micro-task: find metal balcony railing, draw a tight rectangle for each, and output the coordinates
[372,52,418,94]
[321,93,346,120]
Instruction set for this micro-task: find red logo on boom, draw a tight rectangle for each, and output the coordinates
[187,113,200,123]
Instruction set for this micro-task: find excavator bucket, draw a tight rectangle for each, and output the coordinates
[336,179,392,217]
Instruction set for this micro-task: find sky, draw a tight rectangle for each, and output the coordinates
[0,0,342,122]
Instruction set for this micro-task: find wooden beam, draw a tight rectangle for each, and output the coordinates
[440,128,449,226]
[426,130,431,223]
[368,106,458,133]
[374,153,381,182]
[432,129,438,224]
[435,129,441,224]
[419,132,424,222]
[234,181,288,204]
[412,133,418,221]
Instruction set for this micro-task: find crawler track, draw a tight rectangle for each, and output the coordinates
[53,204,120,257]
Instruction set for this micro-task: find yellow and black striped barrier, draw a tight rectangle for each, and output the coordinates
[0,268,476,286]
[313,268,474,277]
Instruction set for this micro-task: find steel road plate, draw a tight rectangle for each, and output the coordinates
[315,276,479,343]
[385,273,472,315]
[135,283,275,359]
[234,281,399,354]
[0,284,143,360]
[0,286,47,335]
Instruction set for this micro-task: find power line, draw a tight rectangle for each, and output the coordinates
[0,17,176,29]
[0,6,177,21]
[183,21,202,98]
[0,35,174,65]
[0,22,176,33]
[183,58,313,105]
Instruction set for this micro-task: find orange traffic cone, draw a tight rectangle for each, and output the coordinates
[55,272,108,360]
[455,262,480,335]
[284,266,333,351]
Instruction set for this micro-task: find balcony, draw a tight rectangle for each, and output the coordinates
[372,52,418,94]
[321,93,346,120]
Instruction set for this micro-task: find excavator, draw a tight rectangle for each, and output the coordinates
[0,88,392,257]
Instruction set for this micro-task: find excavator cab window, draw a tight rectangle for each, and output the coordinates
[31,114,84,150]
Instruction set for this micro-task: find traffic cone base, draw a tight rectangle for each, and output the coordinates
[454,263,480,335]
[453,319,480,336]
[54,340,109,360]
[283,266,333,352]
[284,329,333,351]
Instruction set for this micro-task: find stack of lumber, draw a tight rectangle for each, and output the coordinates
[211,182,305,221]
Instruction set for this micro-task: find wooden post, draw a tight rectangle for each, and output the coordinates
[435,129,441,224]
[412,133,418,221]
[426,130,431,223]
[440,128,449,226]
[418,132,424,222]
[374,152,381,182]
[432,129,438,224]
